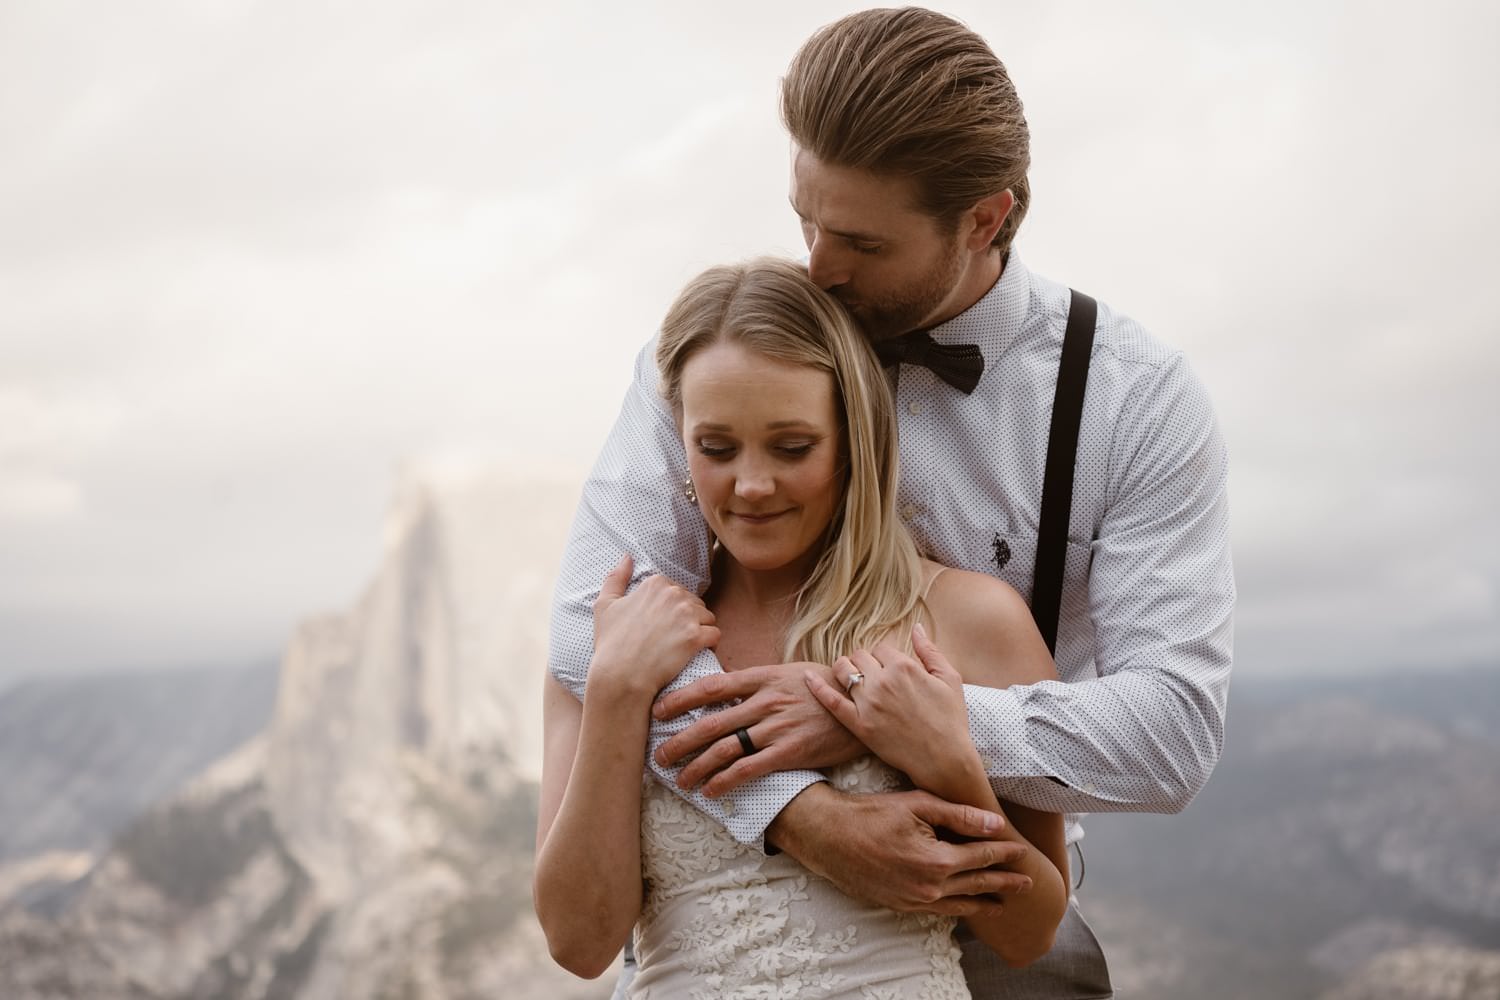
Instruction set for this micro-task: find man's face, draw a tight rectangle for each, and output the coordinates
[789,147,968,341]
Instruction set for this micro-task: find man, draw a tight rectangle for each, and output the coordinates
[548,8,1234,998]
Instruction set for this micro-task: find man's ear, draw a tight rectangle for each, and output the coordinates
[964,189,1015,251]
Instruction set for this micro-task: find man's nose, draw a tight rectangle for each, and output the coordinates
[806,233,851,290]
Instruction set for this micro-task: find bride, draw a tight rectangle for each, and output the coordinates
[535,257,1068,998]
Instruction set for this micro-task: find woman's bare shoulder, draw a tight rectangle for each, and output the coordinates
[923,564,1031,629]
[920,563,1055,687]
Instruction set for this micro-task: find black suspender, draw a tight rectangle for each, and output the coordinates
[1031,289,1097,655]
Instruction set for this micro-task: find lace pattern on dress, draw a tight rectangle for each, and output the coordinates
[633,759,970,1000]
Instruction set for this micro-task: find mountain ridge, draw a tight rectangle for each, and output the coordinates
[1,463,1495,998]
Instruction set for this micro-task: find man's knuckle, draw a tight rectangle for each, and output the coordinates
[913,882,943,905]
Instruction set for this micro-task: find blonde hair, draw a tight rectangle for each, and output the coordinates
[781,7,1031,253]
[656,257,925,663]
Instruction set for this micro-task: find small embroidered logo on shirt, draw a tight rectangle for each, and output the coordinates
[992,534,1012,570]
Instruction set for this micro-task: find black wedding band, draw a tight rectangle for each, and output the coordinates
[736,727,757,756]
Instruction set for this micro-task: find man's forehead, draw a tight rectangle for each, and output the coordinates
[785,194,890,244]
[788,147,925,234]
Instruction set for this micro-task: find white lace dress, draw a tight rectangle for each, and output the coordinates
[629,756,971,1000]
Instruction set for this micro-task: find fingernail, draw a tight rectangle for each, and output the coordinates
[913,622,927,639]
[652,701,665,719]
[982,812,1002,832]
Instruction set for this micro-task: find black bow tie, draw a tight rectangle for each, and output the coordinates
[872,330,984,394]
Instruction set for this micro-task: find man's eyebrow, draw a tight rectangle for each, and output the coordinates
[787,196,886,243]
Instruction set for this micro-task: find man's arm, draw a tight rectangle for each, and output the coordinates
[967,353,1235,815]
[765,783,1034,920]
[547,340,825,846]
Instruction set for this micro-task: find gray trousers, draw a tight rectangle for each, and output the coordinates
[956,898,1114,999]
[610,896,1112,999]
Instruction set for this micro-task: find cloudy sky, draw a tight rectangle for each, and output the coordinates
[2,0,1496,685]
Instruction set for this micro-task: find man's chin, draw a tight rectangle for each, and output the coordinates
[833,295,914,341]
[850,310,905,343]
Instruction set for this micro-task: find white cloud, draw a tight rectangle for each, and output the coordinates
[1,1,1496,679]
[0,473,83,522]
[0,388,122,523]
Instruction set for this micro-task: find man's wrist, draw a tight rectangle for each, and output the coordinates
[765,780,836,858]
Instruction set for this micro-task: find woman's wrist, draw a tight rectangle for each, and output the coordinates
[909,743,991,807]
[584,654,661,703]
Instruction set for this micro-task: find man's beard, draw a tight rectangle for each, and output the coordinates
[835,239,966,342]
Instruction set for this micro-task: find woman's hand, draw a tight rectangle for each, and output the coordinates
[805,622,981,797]
[590,555,721,698]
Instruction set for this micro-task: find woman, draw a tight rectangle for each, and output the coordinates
[535,258,1068,998]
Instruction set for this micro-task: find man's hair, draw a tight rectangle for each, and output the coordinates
[656,257,926,665]
[781,7,1031,253]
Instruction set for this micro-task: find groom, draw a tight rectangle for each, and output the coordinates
[548,8,1234,998]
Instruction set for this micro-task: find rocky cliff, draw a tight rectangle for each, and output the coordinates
[0,462,607,1000]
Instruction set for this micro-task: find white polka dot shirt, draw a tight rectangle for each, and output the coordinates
[548,252,1235,847]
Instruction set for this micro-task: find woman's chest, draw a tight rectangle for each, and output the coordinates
[708,607,785,671]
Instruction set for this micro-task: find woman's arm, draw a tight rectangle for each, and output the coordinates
[807,570,1068,967]
[924,569,1069,890]
[533,559,720,978]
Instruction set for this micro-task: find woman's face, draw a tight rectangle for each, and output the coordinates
[679,339,844,577]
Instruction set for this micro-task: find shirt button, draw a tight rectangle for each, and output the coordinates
[901,503,917,520]
[907,400,923,416]
[1083,782,1098,795]
[723,798,736,817]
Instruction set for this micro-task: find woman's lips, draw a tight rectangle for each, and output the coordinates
[731,510,790,524]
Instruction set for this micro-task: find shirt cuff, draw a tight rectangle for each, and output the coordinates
[713,769,827,850]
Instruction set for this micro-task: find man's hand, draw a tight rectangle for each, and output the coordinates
[768,784,1033,917]
[652,662,864,796]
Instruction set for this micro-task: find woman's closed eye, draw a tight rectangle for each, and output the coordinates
[696,437,820,460]
[697,440,735,458]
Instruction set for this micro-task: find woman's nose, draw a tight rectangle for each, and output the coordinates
[735,467,775,501]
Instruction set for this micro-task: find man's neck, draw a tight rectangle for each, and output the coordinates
[924,249,1005,331]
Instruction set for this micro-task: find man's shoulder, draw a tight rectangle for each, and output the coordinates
[1016,260,1219,446]
[1018,258,1184,375]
